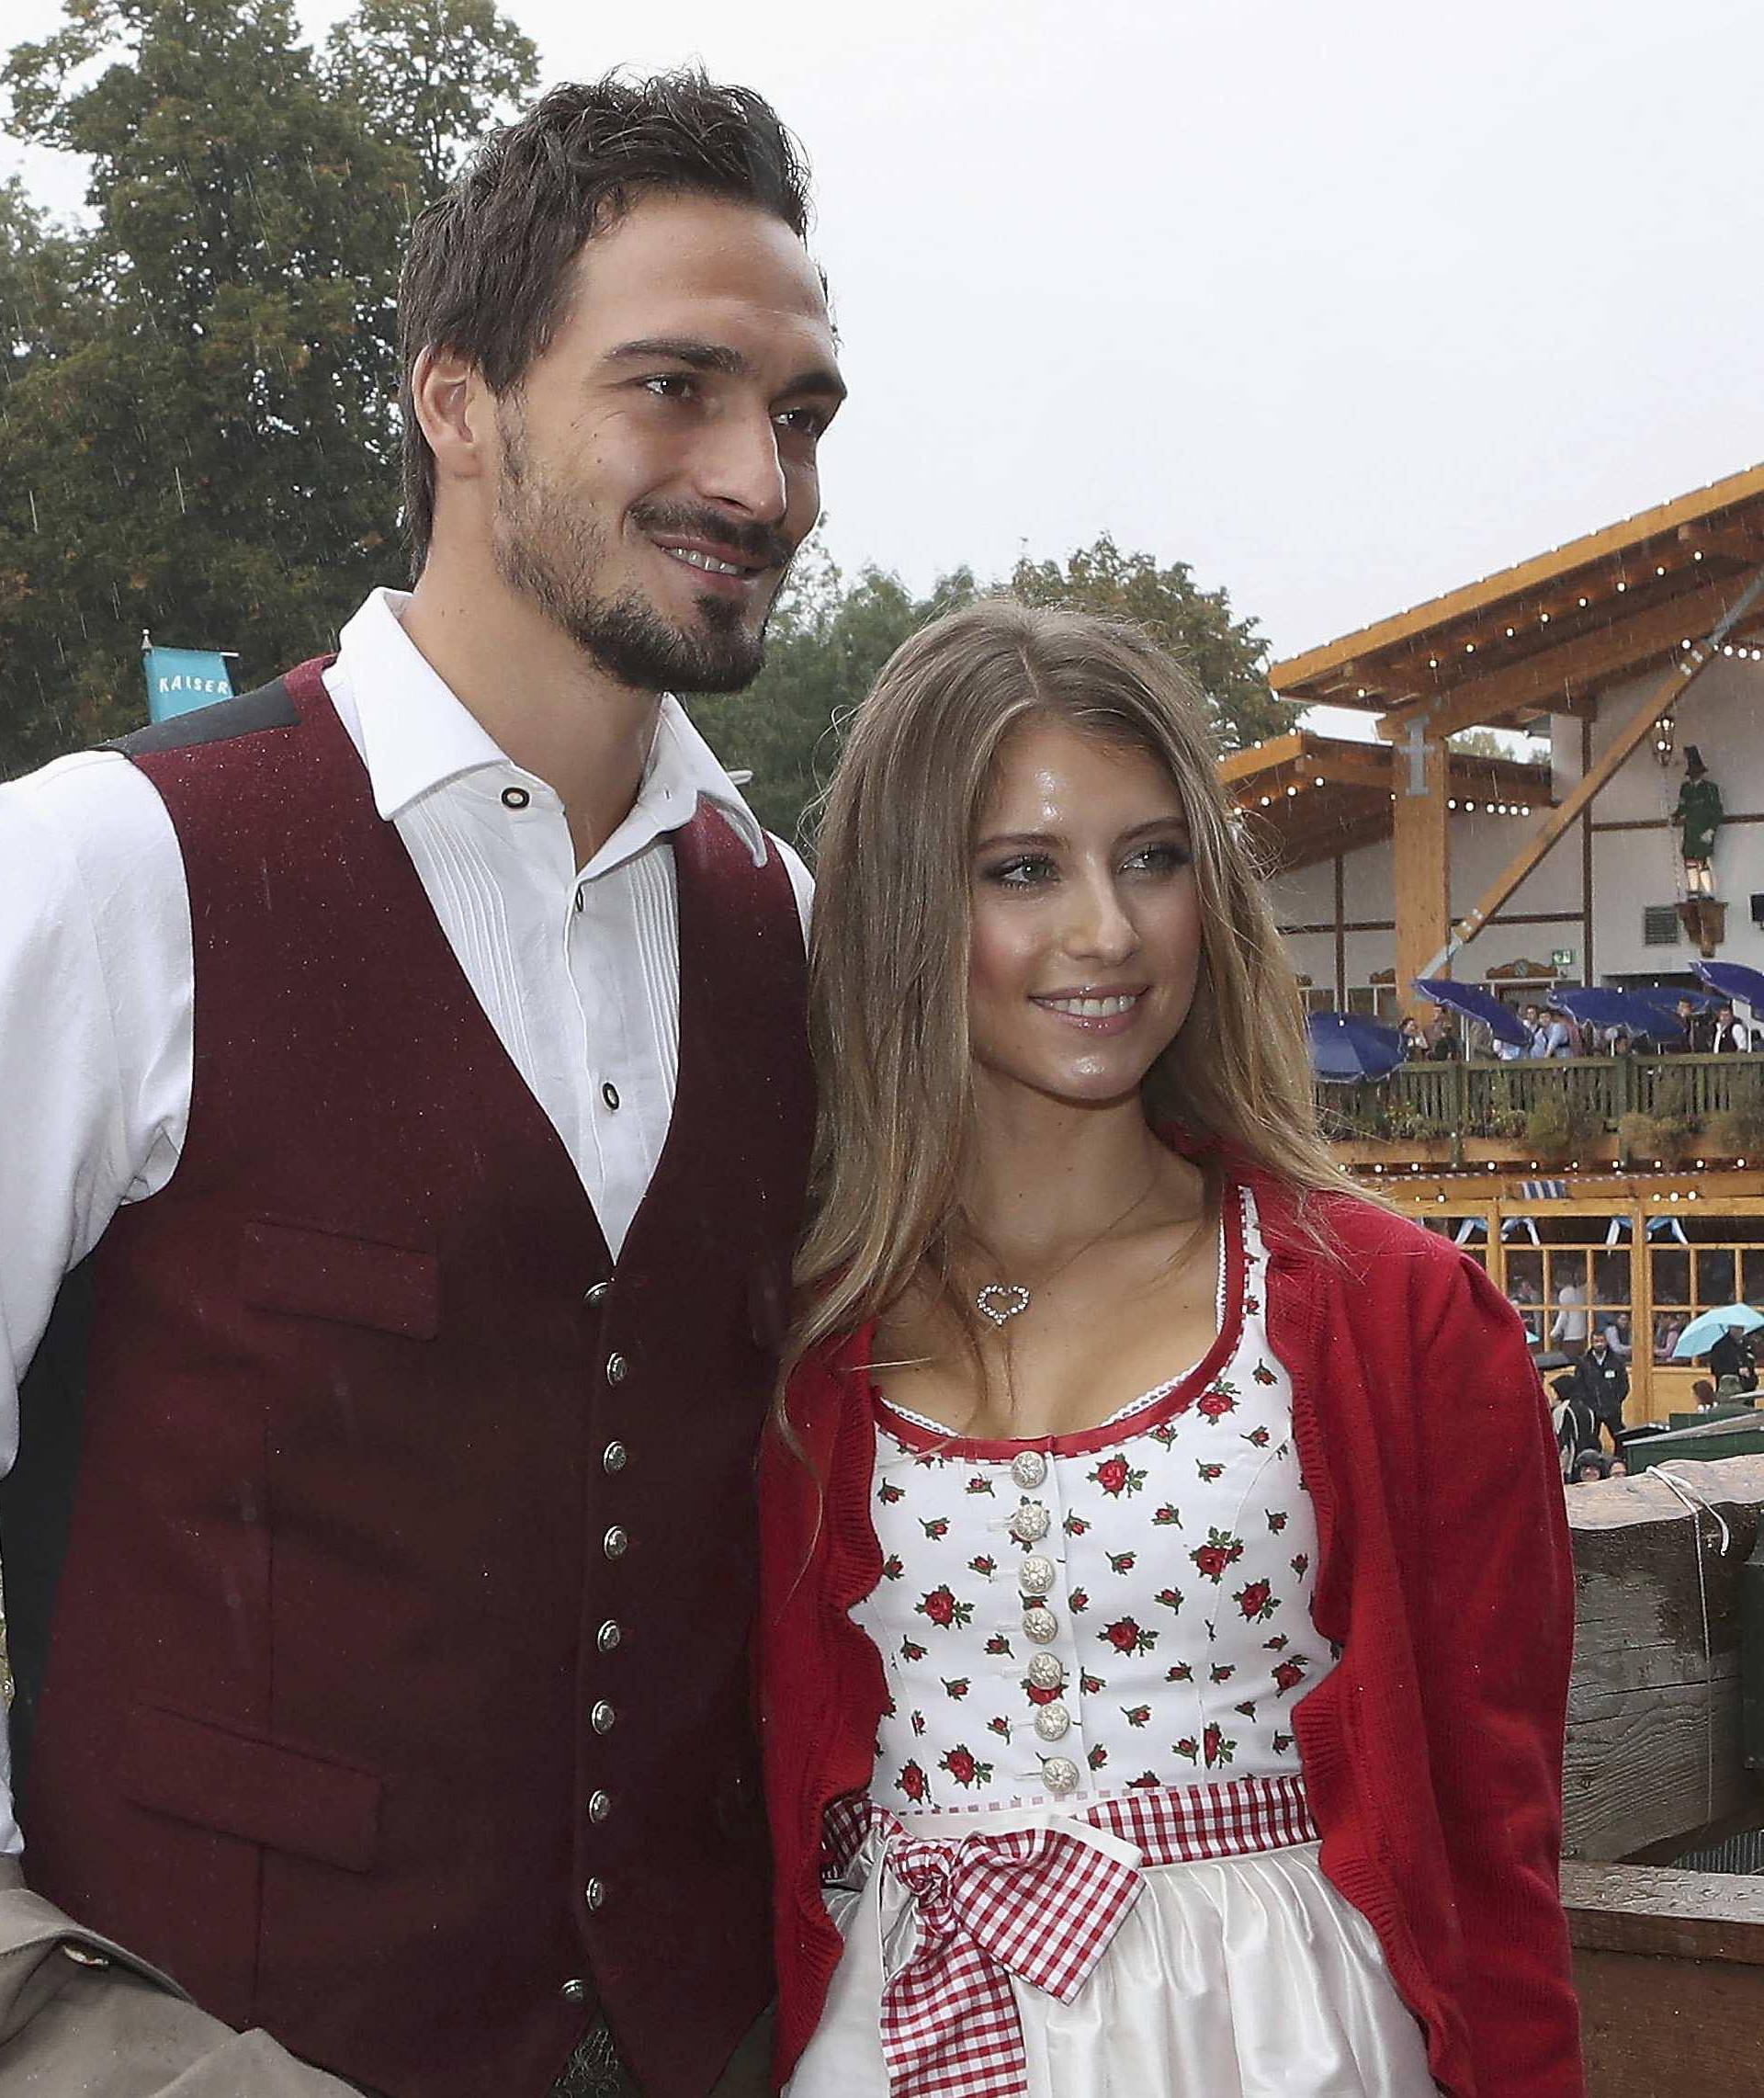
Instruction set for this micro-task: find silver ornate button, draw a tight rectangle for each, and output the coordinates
[1009,1503,1050,1544]
[587,1789,612,1825]
[1034,1701,1071,1741]
[596,1619,621,1653]
[1023,1607,1058,1644]
[1041,1755,1080,1795]
[1026,1651,1063,1691]
[1018,1554,1056,1596]
[584,1877,606,1912]
[605,1353,628,1385]
[603,1525,628,1560]
[1011,1449,1048,1490]
[602,1441,628,1474]
[591,1700,616,1734]
[560,1978,590,2005]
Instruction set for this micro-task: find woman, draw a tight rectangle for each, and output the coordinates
[760,602,1580,2097]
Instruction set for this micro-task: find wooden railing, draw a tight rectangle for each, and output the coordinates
[1316,1051,1764,1155]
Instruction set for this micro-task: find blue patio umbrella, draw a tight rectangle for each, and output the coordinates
[1671,1303,1764,1360]
[1695,960,1764,1009]
[1546,987,1685,1038]
[1628,986,1723,1028]
[1306,1011,1405,1082]
[1411,978,1532,1050]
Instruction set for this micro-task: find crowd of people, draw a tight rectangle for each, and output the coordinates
[1397,997,1757,1061]
[1547,1319,1758,1484]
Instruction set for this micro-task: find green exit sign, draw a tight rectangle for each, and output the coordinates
[1551,948,1575,970]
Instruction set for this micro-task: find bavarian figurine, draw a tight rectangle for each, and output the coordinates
[1671,743,1724,897]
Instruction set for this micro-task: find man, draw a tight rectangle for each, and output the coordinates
[1712,1003,1753,1053]
[1707,1321,1760,1393]
[1573,1332,1629,1454]
[1673,996,1714,1054]
[0,74,840,2098]
[1549,1276,1589,1352]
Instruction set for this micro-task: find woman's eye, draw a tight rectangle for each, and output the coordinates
[986,855,1056,888]
[1126,842,1192,875]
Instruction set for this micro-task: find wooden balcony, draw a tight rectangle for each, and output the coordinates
[1316,1051,1764,1167]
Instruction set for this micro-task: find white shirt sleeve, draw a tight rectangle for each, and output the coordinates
[768,834,814,945]
[0,752,192,1854]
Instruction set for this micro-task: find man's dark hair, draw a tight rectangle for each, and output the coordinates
[397,72,813,573]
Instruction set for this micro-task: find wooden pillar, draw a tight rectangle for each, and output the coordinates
[1332,856,1347,1007]
[1393,732,1450,1014]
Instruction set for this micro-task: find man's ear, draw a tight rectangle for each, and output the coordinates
[412,346,495,489]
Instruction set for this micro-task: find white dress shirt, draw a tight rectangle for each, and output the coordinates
[0,587,809,1856]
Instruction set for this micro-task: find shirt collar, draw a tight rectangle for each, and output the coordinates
[333,587,767,867]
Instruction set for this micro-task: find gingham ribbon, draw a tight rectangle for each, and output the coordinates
[876,1820,1144,2098]
[822,1775,1317,2098]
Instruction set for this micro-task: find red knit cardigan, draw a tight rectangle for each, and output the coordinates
[758,1173,1584,2097]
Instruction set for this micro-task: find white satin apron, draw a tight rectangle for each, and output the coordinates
[786,1803,1438,2098]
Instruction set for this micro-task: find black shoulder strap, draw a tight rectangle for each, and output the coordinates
[106,677,299,757]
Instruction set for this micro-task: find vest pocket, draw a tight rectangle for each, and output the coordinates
[240,1218,440,1340]
[120,1704,382,1873]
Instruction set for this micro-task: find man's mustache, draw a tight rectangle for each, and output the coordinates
[629,500,796,571]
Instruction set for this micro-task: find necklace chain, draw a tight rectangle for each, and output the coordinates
[962,1174,1160,1330]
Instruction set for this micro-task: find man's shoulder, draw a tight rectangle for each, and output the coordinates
[0,749,181,905]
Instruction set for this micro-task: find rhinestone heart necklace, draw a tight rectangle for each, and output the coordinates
[964,1174,1161,1330]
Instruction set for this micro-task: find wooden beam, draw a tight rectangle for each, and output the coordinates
[1216,731,1306,785]
[1417,565,1764,979]
[1375,572,1761,743]
[1269,460,1764,697]
[1392,733,1449,1016]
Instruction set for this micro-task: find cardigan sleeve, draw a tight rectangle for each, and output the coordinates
[1413,1252,1583,2094]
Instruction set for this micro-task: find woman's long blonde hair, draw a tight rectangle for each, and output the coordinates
[780,597,1363,1404]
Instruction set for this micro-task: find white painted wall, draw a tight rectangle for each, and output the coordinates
[1263,652,1764,1002]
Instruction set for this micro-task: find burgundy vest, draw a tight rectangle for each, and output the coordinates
[8,661,812,2097]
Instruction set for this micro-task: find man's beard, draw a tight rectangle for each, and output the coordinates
[491,417,786,694]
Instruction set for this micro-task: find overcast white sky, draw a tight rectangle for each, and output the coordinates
[6,0,1764,674]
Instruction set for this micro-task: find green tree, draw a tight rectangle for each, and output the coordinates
[0,0,532,775]
[688,545,975,846]
[323,0,537,198]
[1007,534,1291,752]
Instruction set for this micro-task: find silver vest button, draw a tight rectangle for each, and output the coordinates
[1023,1607,1058,1644]
[1041,1755,1080,1795]
[584,1877,606,1912]
[584,1281,612,1309]
[591,1700,616,1734]
[1009,1503,1050,1544]
[1034,1701,1071,1741]
[603,1525,628,1559]
[1011,1449,1048,1490]
[1018,1554,1056,1597]
[560,1978,590,2005]
[602,1440,628,1474]
[587,1789,613,1825]
[596,1619,621,1654]
[1026,1651,1064,1691]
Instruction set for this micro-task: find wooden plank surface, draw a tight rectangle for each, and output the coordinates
[1573,1949,1764,2095]
[1564,1458,1764,1859]
[1562,1863,1764,1962]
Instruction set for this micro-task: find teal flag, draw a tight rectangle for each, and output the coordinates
[144,646,233,723]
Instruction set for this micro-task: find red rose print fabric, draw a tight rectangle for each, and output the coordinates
[852,1189,1340,1811]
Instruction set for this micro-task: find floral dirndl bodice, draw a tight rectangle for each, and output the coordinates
[853,1184,1341,1812]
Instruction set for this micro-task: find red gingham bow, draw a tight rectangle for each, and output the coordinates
[878,1821,1144,2098]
